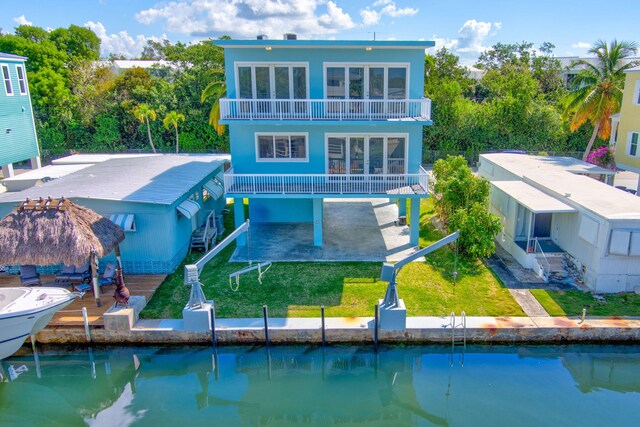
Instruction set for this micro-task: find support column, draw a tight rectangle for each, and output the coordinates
[409,199,420,246]
[605,174,614,186]
[398,198,407,217]
[1,163,14,178]
[388,197,397,205]
[313,198,323,247]
[30,156,41,170]
[234,198,247,246]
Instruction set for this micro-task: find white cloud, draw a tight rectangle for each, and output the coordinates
[431,19,501,64]
[373,0,392,5]
[360,8,380,26]
[84,21,166,58]
[135,0,355,39]
[571,41,591,49]
[380,3,418,18]
[13,15,33,27]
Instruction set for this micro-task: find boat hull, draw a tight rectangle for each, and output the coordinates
[0,288,75,359]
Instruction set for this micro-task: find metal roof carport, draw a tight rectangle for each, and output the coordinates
[491,181,577,213]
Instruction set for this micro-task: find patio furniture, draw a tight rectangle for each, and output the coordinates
[55,262,90,283]
[74,263,117,292]
[19,265,41,287]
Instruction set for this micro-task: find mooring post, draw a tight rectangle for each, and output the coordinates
[82,307,91,342]
[210,304,217,348]
[30,336,41,379]
[263,305,270,347]
[374,303,379,352]
[321,305,326,347]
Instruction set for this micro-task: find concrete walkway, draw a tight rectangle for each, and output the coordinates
[231,198,420,262]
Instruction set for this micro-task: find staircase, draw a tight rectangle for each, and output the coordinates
[190,211,217,253]
[541,255,570,282]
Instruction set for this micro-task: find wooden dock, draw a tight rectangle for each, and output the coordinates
[0,273,166,327]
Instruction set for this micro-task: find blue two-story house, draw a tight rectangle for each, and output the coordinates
[0,52,41,179]
[215,37,433,250]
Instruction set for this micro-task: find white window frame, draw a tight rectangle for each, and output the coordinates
[324,132,409,175]
[635,80,640,106]
[255,132,309,162]
[322,62,410,100]
[234,62,309,100]
[1,64,13,96]
[628,132,639,157]
[15,64,27,95]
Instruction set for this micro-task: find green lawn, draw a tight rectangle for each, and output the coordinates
[531,290,640,317]
[141,198,524,319]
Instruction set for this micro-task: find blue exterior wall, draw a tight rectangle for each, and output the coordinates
[223,47,426,100]
[0,165,227,274]
[229,124,423,174]
[0,57,39,167]
[250,198,313,222]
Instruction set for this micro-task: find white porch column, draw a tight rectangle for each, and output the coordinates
[30,156,41,170]
[1,163,15,178]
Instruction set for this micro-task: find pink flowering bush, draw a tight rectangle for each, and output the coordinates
[586,146,615,170]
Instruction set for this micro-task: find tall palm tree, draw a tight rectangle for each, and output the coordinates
[200,68,226,136]
[563,39,638,160]
[132,103,157,153]
[163,111,186,153]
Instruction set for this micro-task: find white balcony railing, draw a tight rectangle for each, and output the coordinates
[224,167,429,196]
[219,98,431,122]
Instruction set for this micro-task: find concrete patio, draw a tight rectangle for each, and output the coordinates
[230,198,421,262]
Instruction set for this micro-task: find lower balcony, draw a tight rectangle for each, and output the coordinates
[223,167,429,196]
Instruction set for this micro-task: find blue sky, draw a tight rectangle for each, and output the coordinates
[2,0,638,64]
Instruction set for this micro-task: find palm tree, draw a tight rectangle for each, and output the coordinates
[563,39,638,160]
[200,68,226,136]
[132,103,157,153]
[163,111,186,153]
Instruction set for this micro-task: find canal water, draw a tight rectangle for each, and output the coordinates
[1,344,639,426]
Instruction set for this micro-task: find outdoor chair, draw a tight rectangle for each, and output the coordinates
[56,262,90,283]
[74,263,117,292]
[19,265,41,287]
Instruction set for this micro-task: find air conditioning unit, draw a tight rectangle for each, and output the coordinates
[283,33,297,40]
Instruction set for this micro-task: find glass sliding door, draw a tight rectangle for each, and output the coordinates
[387,67,407,116]
[328,137,347,174]
[387,137,406,174]
[368,67,385,116]
[292,66,307,115]
[349,67,365,115]
[274,66,290,114]
[368,137,384,174]
[255,66,271,115]
[349,137,365,174]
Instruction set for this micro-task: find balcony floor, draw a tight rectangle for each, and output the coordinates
[230,198,422,262]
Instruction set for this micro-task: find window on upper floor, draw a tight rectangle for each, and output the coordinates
[635,80,640,105]
[16,65,27,95]
[324,64,408,100]
[256,133,308,161]
[236,63,308,100]
[2,65,13,96]
[629,132,639,157]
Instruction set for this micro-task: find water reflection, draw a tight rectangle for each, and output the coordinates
[0,345,639,427]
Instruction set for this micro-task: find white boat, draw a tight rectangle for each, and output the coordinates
[0,287,75,360]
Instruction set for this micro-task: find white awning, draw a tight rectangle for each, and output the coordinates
[492,181,577,214]
[176,199,201,219]
[203,179,224,199]
[109,213,136,232]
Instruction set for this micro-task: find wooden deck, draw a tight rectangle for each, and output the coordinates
[0,273,166,327]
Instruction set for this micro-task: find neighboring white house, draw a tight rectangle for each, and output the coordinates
[478,153,640,293]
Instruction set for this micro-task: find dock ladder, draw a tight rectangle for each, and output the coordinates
[449,311,467,367]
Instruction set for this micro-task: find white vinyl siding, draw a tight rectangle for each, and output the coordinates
[1,65,13,96]
[256,133,308,162]
[578,214,599,246]
[15,65,27,95]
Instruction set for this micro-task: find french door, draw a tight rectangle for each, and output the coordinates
[237,63,308,114]
[327,135,406,175]
[325,64,407,116]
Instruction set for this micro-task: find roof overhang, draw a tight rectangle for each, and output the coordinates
[213,40,435,49]
[492,181,577,214]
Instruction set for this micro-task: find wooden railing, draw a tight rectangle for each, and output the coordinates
[224,167,429,196]
[219,98,431,121]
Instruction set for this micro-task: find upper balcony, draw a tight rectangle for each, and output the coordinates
[219,98,432,123]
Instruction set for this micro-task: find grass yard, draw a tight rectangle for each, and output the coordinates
[531,290,640,317]
[141,198,524,319]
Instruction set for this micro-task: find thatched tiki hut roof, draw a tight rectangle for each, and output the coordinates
[0,197,125,306]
